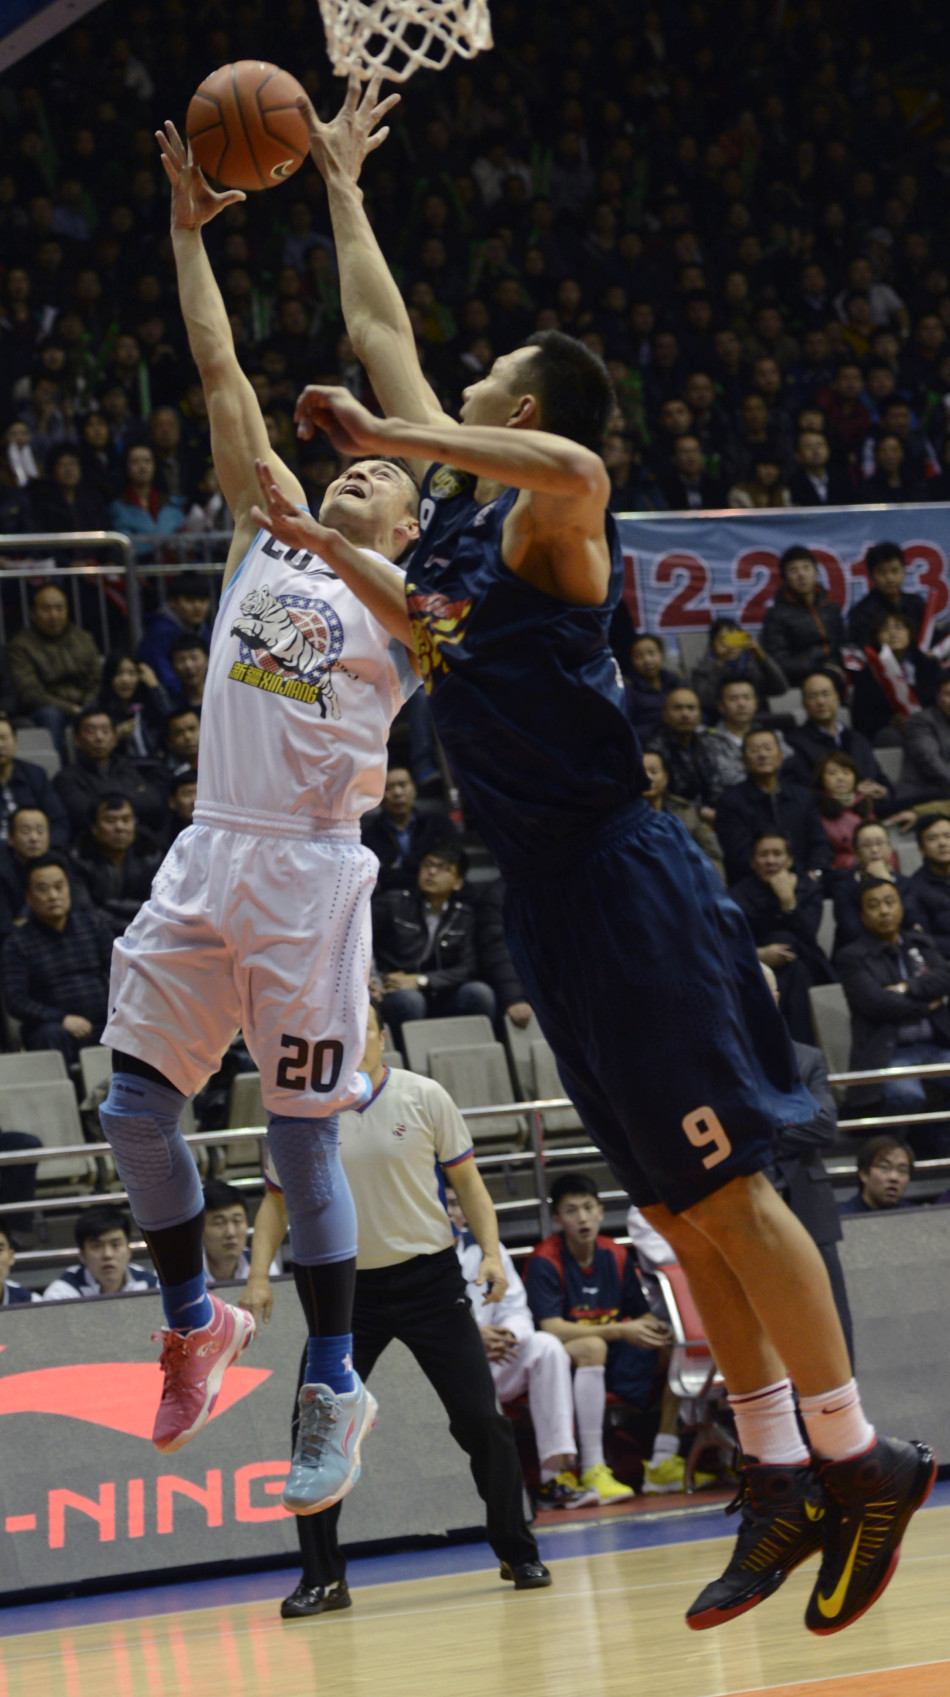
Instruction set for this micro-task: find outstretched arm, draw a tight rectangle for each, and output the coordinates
[157,122,307,585]
[299,80,454,479]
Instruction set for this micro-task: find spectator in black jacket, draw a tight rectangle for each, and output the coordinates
[832,819,922,955]
[1,858,113,1065]
[30,443,110,536]
[908,815,950,960]
[53,706,165,841]
[787,672,893,805]
[646,688,718,816]
[0,714,70,845]
[838,1134,915,1216]
[661,433,725,510]
[896,677,950,806]
[715,728,833,885]
[850,612,941,746]
[847,541,927,652]
[360,766,454,892]
[0,805,91,939]
[689,620,787,721]
[164,766,198,848]
[69,794,162,936]
[787,428,855,507]
[474,878,532,1032]
[837,879,950,1155]
[372,840,495,1050]
[732,834,836,1042]
[760,546,846,689]
[623,632,680,742]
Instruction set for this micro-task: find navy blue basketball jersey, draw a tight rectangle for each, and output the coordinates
[406,467,647,880]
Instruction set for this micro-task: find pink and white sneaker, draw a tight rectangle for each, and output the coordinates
[151,1294,256,1453]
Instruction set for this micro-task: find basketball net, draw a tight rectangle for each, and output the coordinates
[317,0,493,83]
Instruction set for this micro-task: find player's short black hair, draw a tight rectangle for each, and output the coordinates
[865,540,905,576]
[76,1205,131,1248]
[549,1171,600,1212]
[779,544,817,579]
[856,1133,913,1176]
[169,571,210,601]
[358,456,421,515]
[203,1178,247,1217]
[517,330,615,454]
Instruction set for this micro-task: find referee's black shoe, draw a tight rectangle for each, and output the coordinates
[499,1559,552,1589]
[280,1578,352,1618]
[805,1436,937,1636]
[687,1461,824,1630]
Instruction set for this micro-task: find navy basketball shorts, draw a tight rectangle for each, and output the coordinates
[504,800,816,1216]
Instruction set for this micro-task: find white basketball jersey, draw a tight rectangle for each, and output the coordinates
[198,529,417,822]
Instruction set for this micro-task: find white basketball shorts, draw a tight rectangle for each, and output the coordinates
[103,806,378,1115]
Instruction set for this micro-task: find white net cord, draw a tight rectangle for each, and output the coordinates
[317,0,493,83]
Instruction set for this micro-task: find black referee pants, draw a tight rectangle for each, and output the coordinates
[292,1245,539,1584]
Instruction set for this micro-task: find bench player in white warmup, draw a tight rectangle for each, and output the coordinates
[97,123,420,1515]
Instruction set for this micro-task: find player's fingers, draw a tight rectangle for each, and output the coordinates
[365,128,390,155]
[158,153,179,189]
[373,92,401,121]
[295,94,320,137]
[345,74,362,112]
[249,504,275,533]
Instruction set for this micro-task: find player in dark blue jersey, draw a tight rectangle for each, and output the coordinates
[249,79,936,1638]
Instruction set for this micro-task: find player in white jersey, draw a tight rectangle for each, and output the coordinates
[97,122,420,1513]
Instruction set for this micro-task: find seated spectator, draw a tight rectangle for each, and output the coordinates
[69,794,161,935]
[662,432,724,510]
[108,442,187,551]
[0,1129,42,1237]
[446,1183,597,1511]
[474,878,533,1031]
[525,1173,690,1500]
[360,765,454,892]
[8,581,102,758]
[642,749,725,879]
[850,612,941,745]
[0,805,91,938]
[787,671,893,804]
[0,1223,39,1304]
[831,819,922,954]
[715,728,832,885]
[837,880,950,1157]
[136,571,212,696]
[0,712,69,846]
[168,633,209,713]
[838,1135,915,1216]
[623,631,680,742]
[812,752,880,871]
[43,1205,158,1299]
[895,671,950,807]
[727,448,792,509]
[704,679,792,800]
[908,815,950,960]
[646,688,718,817]
[158,707,201,789]
[848,541,927,652]
[787,427,855,507]
[604,420,668,513]
[690,619,787,720]
[760,546,845,689]
[97,650,171,759]
[31,443,110,535]
[731,833,836,1042]
[1,858,112,1066]
[372,841,495,1049]
[861,433,926,504]
[202,1178,280,1285]
[165,766,198,846]
[53,706,165,840]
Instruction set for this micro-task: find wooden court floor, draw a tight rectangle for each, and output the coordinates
[2,1506,948,1697]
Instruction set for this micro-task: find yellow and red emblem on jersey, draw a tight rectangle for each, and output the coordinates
[406,585,473,690]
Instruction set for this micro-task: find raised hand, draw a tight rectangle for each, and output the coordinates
[155,121,246,231]
[297,75,400,185]
[294,385,389,454]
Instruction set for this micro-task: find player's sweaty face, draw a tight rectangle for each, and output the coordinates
[321,461,408,533]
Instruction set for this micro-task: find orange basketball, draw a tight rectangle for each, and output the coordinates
[186,61,310,191]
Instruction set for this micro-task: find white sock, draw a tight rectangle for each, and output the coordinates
[650,1432,679,1466]
[728,1378,810,1466]
[573,1366,606,1471]
[799,1378,875,1462]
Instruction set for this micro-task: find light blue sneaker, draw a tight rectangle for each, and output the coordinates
[282,1374,378,1516]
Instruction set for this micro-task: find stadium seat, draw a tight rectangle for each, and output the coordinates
[766,688,805,722]
[214,1071,266,1176]
[0,1080,95,1187]
[874,745,903,786]
[381,1049,404,1070]
[0,1050,68,1085]
[530,1038,583,1139]
[427,1042,525,1148]
[78,1045,111,1103]
[402,1015,495,1075]
[503,1008,545,1098]
[15,726,61,778]
[891,829,922,877]
[652,1262,733,1489]
[817,897,835,959]
[676,630,708,679]
[808,983,852,1079]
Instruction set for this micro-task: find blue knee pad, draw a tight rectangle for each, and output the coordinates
[99,1073,203,1232]
[267,1113,357,1266]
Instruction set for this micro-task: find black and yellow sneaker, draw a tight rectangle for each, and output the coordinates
[805,1436,937,1636]
[687,1461,825,1631]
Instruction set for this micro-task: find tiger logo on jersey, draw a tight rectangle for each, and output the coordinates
[405,585,473,690]
[229,584,345,720]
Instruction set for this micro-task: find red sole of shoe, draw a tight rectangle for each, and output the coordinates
[687,1588,779,1632]
[807,1451,938,1637]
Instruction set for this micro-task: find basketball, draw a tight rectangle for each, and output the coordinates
[186,61,310,191]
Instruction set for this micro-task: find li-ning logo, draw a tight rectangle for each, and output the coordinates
[391,1122,407,1140]
[0,1362,270,1440]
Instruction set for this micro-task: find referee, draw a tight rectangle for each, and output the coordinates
[243,1002,550,1618]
